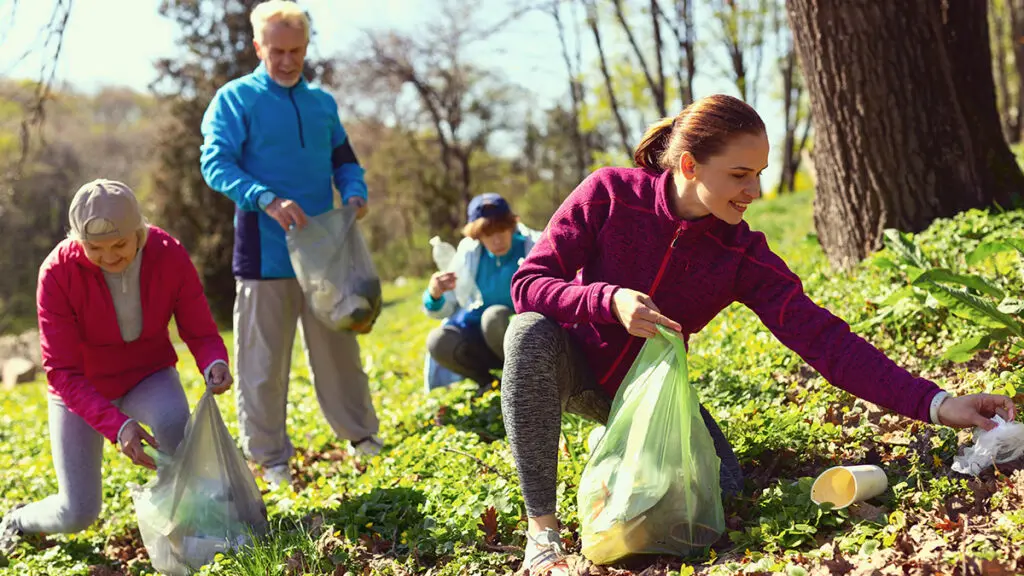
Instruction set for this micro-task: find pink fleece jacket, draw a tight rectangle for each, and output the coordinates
[511,167,942,422]
[37,226,229,442]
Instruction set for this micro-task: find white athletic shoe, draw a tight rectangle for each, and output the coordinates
[263,464,292,489]
[524,528,571,576]
[351,435,383,457]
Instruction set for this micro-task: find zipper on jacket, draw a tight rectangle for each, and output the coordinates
[289,86,305,148]
[599,225,683,385]
[649,226,683,292]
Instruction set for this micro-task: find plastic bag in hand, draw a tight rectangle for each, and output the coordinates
[427,236,482,310]
[130,392,268,576]
[577,326,725,565]
[288,207,382,333]
[951,415,1024,476]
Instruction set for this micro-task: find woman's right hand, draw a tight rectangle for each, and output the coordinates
[429,271,457,299]
[119,421,159,470]
[611,288,682,338]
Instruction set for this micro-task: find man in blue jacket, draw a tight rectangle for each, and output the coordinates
[200,0,380,489]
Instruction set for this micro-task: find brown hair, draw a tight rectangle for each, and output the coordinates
[633,94,766,171]
[462,212,519,240]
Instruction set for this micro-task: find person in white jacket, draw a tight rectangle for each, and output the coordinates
[423,194,540,392]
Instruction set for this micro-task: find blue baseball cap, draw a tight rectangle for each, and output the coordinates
[467,193,511,223]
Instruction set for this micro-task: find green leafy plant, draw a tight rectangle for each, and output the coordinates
[868,229,1024,362]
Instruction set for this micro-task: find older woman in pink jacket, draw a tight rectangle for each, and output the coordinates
[0,179,232,556]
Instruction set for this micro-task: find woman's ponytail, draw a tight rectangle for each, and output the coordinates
[632,117,675,170]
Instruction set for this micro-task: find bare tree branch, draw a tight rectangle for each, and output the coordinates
[654,0,695,107]
[550,0,588,181]
[583,0,632,158]
[611,0,666,117]
[2,0,73,197]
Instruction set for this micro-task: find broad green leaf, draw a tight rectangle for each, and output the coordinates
[882,229,931,269]
[871,256,898,270]
[913,268,1004,299]
[966,241,1017,266]
[918,281,1024,336]
[881,285,917,306]
[941,334,993,363]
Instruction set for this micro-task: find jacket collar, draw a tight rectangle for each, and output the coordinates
[253,62,308,94]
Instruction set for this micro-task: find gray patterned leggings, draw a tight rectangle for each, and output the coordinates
[500,312,743,518]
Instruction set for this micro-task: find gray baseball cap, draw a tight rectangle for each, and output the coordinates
[68,179,143,242]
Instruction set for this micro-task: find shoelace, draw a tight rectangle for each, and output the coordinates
[527,529,569,574]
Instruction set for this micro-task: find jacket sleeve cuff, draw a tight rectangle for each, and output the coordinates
[241,183,271,211]
[203,359,229,384]
[342,181,369,202]
[591,283,621,324]
[116,418,136,446]
[423,289,445,312]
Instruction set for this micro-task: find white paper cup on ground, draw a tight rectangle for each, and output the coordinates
[810,465,888,509]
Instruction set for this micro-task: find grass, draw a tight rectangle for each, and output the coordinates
[1,189,1023,575]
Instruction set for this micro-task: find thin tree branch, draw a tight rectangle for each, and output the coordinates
[584,0,632,158]
[611,0,666,116]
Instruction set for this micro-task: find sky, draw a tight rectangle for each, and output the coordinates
[0,0,789,188]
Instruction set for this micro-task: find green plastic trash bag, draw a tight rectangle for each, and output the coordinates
[577,326,725,565]
[130,392,268,576]
[287,206,383,334]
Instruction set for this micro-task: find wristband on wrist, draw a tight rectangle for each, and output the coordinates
[930,391,951,425]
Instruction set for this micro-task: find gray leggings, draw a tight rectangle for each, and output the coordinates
[11,367,189,534]
[501,312,743,518]
[427,305,513,386]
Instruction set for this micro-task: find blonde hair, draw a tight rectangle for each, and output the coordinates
[250,0,310,42]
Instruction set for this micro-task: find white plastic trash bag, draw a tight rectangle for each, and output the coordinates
[428,235,482,310]
[952,415,1024,476]
[288,207,382,333]
[130,392,268,576]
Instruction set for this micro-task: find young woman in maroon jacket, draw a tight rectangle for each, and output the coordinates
[0,179,232,556]
[502,94,1016,575]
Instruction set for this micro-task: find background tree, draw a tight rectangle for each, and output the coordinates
[787,0,1024,269]
[773,0,810,194]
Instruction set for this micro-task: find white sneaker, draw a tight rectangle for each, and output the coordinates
[263,464,292,489]
[351,435,383,457]
[524,528,570,576]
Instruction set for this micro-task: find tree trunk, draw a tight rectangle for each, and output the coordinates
[991,0,1016,142]
[787,0,1020,270]
[943,0,1024,208]
[777,48,797,195]
[1010,0,1024,141]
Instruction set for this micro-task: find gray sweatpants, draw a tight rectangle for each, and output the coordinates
[234,278,379,468]
[501,312,743,518]
[426,305,512,386]
[11,367,188,534]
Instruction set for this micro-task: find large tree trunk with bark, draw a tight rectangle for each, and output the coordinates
[945,0,1024,207]
[787,0,1024,270]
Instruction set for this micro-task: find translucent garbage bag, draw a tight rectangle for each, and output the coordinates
[952,415,1024,476]
[578,326,725,565]
[427,236,482,311]
[288,207,382,333]
[130,392,268,576]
